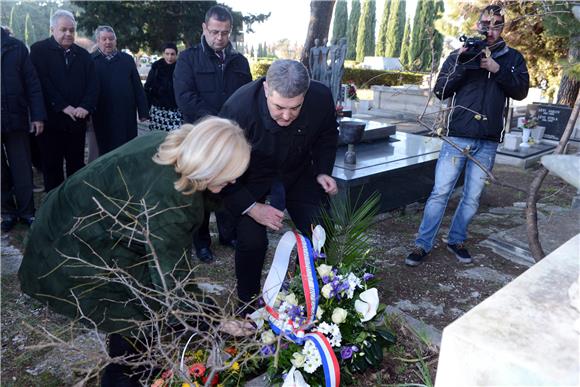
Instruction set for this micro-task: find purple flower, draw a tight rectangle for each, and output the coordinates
[363,273,374,282]
[322,275,332,284]
[314,251,327,260]
[260,344,276,357]
[340,346,354,360]
[288,305,303,320]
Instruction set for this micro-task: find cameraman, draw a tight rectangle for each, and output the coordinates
[405,5,529,267]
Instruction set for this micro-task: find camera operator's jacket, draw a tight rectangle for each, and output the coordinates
[433,39,529,142]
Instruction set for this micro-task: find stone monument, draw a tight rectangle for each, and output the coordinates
[329,37,347,104]
[320,38,331,87]
[308,38,323,81]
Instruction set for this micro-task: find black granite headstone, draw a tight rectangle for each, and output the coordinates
[530,103,572,141]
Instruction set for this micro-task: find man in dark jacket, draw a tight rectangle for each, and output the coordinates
[92,25,149,155]
[30,9,98,192]
[405,5,529,267]
[174,5,252,262]
[219,59,338,306]
[1,27,47,232]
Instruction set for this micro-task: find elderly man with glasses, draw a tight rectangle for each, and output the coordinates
[174,5,252,263]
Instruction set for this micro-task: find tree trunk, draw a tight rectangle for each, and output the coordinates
[526,91,580,261]
[300,1,336,68]
[556,34,579,108]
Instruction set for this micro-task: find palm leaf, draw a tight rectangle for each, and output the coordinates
[319,190,380,269]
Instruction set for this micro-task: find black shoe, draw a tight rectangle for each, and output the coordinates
[1,217,17,233]
[196,247,214,263]
[219,239,238,249]
[447,243,472,264]
[21,216,35,227]
[405,247,428,267]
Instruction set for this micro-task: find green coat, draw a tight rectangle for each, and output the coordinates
[18,132,204,334]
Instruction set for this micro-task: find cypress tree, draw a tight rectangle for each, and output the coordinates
[384,0,405,57]
[331,0,348,44]
[355,0,376,62]
[409,0,443,71]
[346,0,361,60]
[409,0,426,70]
[375,0,391,56]
[399,17,411,68]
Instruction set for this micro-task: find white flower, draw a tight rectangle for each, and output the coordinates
[248,307,269,329]
[312,225,326,253]
[316,264,333,279]
[261,330,276,344]
[316,306,324,320]
[301,341,322,373]
[316,322,342,347]
[355,288,380,322]
[282,366,310,387]
[321,283,333,299]
[331,307,348,324]
[285,293,298,306]
[291,352,306,368]
[345,273,362,299]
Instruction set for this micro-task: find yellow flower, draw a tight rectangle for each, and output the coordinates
[182,384,190,387]
[230,361,240,371]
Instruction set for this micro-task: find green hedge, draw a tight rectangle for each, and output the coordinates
[250,60,423,88]
[343,68,423,88]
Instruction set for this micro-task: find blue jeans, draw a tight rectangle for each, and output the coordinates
[415,137,498,252]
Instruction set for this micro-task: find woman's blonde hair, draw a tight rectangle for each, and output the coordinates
[153,117,251,194]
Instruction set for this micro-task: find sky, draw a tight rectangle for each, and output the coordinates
[222,0,418,47]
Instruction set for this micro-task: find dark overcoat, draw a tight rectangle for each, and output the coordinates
[92,51,149,154]
[18,132,205,334]
[144,58,178,109]
[174,37,252,123]
[219,78,338,216]
[1,28,46,133]
[29,37,98,132]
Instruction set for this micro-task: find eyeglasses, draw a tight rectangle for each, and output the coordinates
[208,29,231,38]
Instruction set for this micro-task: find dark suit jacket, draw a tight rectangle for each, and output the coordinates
[30,37,98,130]
[174,37,251,123]
[219,78,338,216]
[1,28,46,133]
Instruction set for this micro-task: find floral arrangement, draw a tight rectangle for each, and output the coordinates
[151,347,244,387]
[346,81,359,101]
[251,222,395,386]
[521,117,538,129]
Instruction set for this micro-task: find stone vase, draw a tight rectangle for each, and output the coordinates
[520,128,531,148]
[531,126,546,145]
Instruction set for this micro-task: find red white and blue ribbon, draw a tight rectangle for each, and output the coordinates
[261,230,340,387]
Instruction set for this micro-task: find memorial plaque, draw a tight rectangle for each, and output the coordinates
[530,103,572,141]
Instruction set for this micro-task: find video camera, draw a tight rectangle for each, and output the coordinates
[458,32,488,69]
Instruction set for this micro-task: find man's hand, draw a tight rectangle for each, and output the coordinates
[73,107,89,119]
[248,202,284,231]
[480,57,500,73]
[316,174,338,195]
[31,121,44,136]
[62,105,76,121]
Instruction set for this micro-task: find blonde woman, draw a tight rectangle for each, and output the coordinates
[18,117,251,385]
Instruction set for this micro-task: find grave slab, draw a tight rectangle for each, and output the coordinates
[435,234,580,387]
[496,142,556,169]
[332,132,442,213]
[480,208,580,266]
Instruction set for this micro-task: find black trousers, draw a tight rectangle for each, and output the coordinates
[101,334,155,387]
[234,174,327,305]
[37,121,86,192]
[1,131,35,219]
[193,209,237,250]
